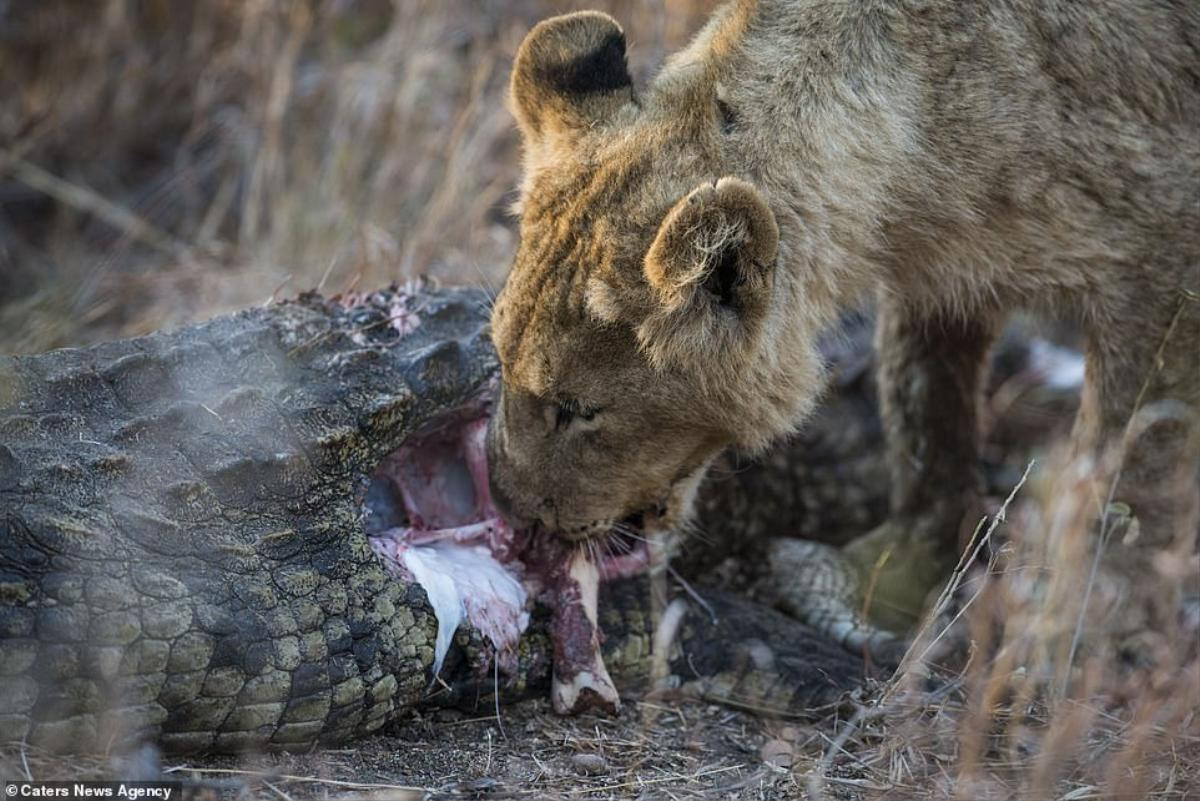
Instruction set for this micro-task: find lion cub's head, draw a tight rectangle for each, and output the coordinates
[487,11,821,539]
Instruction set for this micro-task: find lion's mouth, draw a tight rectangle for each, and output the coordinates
[363,396,649,714]
[594,510,657,581]
[552,506,663,575]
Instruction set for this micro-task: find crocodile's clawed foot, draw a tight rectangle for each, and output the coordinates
[841,517,959,634]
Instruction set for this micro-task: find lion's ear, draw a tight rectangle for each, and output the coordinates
[510,12,634,146]
[639,177,779,367]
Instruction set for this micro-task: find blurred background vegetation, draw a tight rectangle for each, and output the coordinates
[0,0,716,353]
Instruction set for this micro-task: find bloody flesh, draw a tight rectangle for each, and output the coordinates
[366,404,641,714]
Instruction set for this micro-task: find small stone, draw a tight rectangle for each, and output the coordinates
[571,753,608,776]
[760,738,794,768]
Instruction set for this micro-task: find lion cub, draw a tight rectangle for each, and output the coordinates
[487,1,1199,650]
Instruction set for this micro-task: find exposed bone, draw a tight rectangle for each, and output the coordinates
[461,417,493,513]
[551,550,621,716]
[650,597,690,690]
[404,518,514,552]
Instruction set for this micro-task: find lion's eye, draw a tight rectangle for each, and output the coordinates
[555,404,573,429]
[554,400,599,430]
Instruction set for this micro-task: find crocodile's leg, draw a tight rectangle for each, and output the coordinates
[843,301,1001,632]
[752,540,905,664]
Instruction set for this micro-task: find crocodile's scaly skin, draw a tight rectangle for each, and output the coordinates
[0,287,872,754]
[0,288,506,752]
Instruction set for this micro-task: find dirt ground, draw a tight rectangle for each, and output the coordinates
[187,699,818,800]
[4,695,866,800]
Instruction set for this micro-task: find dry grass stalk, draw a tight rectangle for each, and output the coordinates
[814,438,1198,800]
[0,0,718,352]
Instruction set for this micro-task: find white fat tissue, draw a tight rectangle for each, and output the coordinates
[378,536,529,678]
[1028,339,1086,390]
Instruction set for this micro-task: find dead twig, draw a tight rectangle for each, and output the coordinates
[4,156,189,257]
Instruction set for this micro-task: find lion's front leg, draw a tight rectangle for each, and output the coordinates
[1070,291,1200,663]
[841,299,1001,633]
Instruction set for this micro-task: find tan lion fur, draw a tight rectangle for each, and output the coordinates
[487,0,1199,636]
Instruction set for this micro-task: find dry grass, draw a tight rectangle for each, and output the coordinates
[1,2,1197,798]
[814,445,1200,801]
[0,0,717,352]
